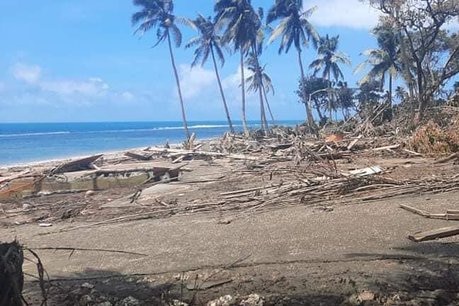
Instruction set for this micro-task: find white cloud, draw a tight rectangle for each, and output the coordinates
[178,65,215,100]
[6,62,141,109]
[12,63,42,84]
[40,77,109,96]
[308,0,380,29]
[120,91,135,101]
[11,62,110,98]
[222,66,242,91]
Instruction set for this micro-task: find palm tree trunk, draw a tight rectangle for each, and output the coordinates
[388,74,393,108]
[262,85,275,124]
[388,73,393,119]
[327,72,332,121]
[297,49,317,133]
[211,46,234,133]
[167,31,190,140]
[259,88,268,135]
[240,50,249,136]
[313,99,325,123]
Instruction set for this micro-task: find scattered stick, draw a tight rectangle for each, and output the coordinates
[347,135,363,151]
[408,225,459,242]
[434,152,459,164]
[400,204,459,220]
[25,248,49,306]
[31,247,148,257]
[372,144,400,151]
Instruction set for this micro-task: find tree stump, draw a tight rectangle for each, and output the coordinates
[0,241,24,306]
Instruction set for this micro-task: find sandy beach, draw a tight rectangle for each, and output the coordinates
[1,132,458,305]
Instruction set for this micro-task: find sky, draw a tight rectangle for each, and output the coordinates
[0,0,400,123]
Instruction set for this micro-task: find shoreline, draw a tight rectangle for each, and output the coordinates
[0,137,217,171]
[0,144,170,170]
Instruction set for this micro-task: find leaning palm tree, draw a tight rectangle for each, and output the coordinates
[186,14,235,133]
[245,52,274,134]
[267,0,319,131]
[215,0,261,135]
[310,34,351,120]
[132,0,191,139]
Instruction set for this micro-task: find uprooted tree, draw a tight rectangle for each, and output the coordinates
[364,0,459,122]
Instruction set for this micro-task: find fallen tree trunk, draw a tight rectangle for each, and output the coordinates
[0,241,24,306]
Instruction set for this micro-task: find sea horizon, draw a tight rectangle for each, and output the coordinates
[0,120,303,166]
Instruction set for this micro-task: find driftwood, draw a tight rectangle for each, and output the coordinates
[408,226,459,242]
[400,204,459,220]
[372,144,401,151]
[434,152,459,164]
[124,151,154,161]
[347,135,363,151]
[146,147,261,161]
[51,154,103,174]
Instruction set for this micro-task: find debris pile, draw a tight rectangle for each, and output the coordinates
[410,120,459,154]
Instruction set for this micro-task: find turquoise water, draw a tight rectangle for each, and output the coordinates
[0,121,301,165]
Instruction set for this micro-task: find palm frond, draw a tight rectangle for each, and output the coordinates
[214,44,226,66]
[169,24,182,47]
[185,37,202,49]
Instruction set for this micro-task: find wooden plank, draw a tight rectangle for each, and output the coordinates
[372,144,400,151]
[400,204,430,217]
[347,135,363,151]
[408,226,459,242]
[125,152,153,161]
[400,204,459,220]
[0,170,31,184]
[51,154,103,174]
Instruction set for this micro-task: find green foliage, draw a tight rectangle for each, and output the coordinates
[186,14,225,67]
[267,0,319,54]
[214,0,262,54]
[310,35,351,82]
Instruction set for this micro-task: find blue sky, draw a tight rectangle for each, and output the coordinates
[0,0,385,123]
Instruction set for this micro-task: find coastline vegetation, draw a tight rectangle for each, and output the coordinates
[132,0,459,139]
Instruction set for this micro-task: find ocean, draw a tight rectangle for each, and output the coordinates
[0,121,301,166]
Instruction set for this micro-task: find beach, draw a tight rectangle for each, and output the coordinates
[0,121,302,166]
[1,131,458,305]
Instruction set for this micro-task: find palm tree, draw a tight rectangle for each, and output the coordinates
[310,34,351,120]
[356,25,400,110]
[186,14,235,133]
[245,52,274,134]
[132,0,191,139]
[215,0,261,135]
[267,0,319,131]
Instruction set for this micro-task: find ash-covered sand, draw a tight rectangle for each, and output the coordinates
[1,133,458,305]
